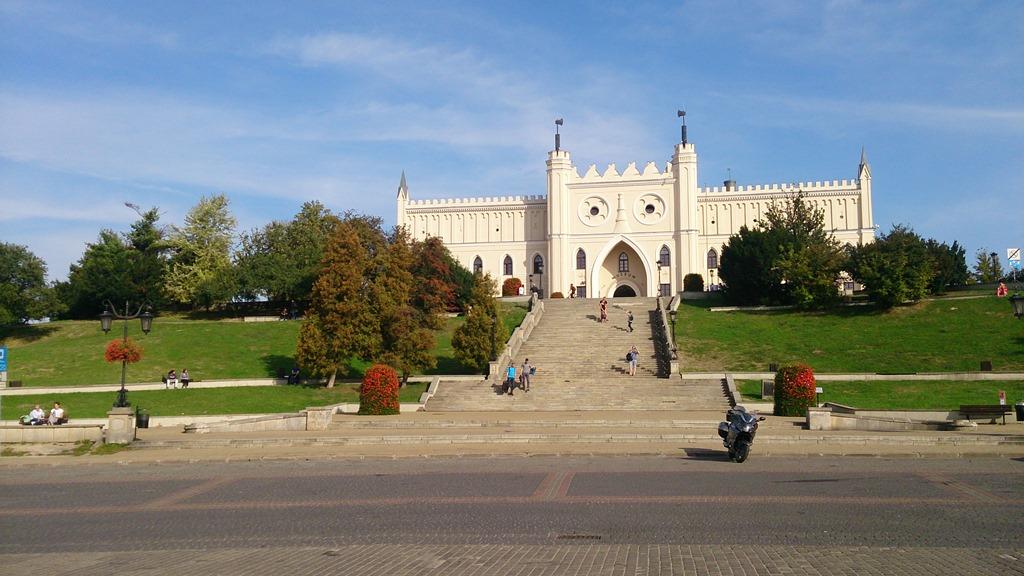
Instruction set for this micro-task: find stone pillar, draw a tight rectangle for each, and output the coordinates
[806,406,833,431]
[106,407,136,444]
[305,407,334,431]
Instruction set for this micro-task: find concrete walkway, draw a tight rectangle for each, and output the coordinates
[0,378,286,396]
[3,409,1022,465]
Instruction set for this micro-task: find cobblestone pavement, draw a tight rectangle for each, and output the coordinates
[2,456,1022,574]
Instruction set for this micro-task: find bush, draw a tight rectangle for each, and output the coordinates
[773,364,816,417]
[359,364,400,415]
[683,273,704,292]
[501,277,523,296]
[550,292,564,298]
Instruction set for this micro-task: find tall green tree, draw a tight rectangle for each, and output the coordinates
[973,249,1004,283]
[235,201,338,302]
[847,224,932,308]
[58,230,136,318]
[0,243,63,324]
[452,273,508,373]
[376,228,436,384]
[125,207,170,308]
[925,239,968,294]
[719,193,844,307]
[166,194,237,309]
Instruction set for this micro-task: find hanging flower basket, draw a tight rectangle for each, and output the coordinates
[105,338,144,364]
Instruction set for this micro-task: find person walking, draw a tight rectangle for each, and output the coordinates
[569,284,576,298]
[180,368,190,389]
[599,297,608,323]
[505,362,517,396]
[628,345,639,376]
[520,358,533,392]
[627,310,634,332]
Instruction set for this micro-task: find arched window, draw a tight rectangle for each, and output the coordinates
[503,255,513,276]
[659,245,671,266]
[576,249,586,270]
[473,256,483,274]
[707,249,719,269]
[532,254,544,274]
[618,252,629,273]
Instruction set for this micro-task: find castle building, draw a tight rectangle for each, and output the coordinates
[396,122,875,298]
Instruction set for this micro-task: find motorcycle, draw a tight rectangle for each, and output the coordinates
[717,406,766,463]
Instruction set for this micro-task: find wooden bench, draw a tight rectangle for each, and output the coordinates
[959,405,1012,424]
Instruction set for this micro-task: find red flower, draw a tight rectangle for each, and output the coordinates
[105,338,144,364]
[359,364,400,415]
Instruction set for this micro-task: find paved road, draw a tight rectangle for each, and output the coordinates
[2,456,1022,575]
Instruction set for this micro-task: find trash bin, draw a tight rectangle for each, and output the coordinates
[1016,402,1024,422]
[135,409,150,429]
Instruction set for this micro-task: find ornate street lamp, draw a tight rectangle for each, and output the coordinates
[1010,294,1024,319]
[100,300,153,408]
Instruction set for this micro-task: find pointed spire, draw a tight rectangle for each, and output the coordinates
[397,170,408,199]
[859,146,868,167]
[858,147,871,179]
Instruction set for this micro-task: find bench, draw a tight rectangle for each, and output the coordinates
[959,404,1012,425]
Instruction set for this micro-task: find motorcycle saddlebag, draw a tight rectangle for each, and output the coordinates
[717,422,729,439]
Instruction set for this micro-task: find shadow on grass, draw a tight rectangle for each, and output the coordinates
[261,354,296,378]
[426,356,478,376]
[0,323,58,344]
[680,297,891,318]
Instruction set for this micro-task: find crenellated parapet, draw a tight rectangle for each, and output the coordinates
[574,160,673,182]
[405,194,546,208]
[699,179,860,195]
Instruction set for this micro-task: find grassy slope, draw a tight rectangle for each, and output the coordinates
[676,295,1024,373]
[1,383,429,420]
[0,302,529,387]
[737,379,1024,410]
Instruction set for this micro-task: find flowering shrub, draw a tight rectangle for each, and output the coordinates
[773,364,816,416]
[501,277,523,296]
[104,338,144,364]
[359,364,400,415]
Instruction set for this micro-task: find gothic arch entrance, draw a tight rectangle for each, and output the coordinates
[593,239,649,298]
[613,285,637,297]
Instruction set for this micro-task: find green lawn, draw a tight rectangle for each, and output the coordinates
[737,379,1024,410]
[676,295,1024,373]
[0,302,529,387]
[1,382,429,420]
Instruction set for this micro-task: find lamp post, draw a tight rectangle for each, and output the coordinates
[100,300,153,408]
[668,308,678,359]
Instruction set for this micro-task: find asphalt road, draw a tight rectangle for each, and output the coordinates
[2,456,1023,575]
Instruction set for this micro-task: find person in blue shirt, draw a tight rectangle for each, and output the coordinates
[505,362,516,395]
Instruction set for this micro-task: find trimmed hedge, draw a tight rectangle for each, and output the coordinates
[683,273,704,292]
[502,277,523,296]
[773,364,816,416]
[550,292,564,298]
[359,364,400,415]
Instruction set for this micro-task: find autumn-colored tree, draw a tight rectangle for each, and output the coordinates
[296,221,381,387]
[410,236,457,329]
[452,273,508,372]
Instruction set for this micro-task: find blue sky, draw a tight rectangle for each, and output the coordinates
[1,0,1021,280]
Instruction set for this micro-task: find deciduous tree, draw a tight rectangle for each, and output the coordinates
[847,224,931,308]
[973,249,1004,283]
[166,194,237,309]
[452,273,508,373]
[0,243,63,324]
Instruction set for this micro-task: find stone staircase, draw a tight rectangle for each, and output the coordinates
[425,297,729,411]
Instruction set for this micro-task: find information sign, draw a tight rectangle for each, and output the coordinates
[1009,248,1021,262]
[0,346,7,372]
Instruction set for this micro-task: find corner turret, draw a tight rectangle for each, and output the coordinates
[856,148,874,244]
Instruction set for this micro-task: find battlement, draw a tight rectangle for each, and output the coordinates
[573,160,672,181]
[405,194,547,207]
[699,179,860,195]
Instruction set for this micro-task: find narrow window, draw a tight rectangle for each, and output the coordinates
[576,249,586,270]
[577,285,587,298]
[473,256,483,274]
[707,249,719,269]
[660,283,671,297]
[533,254,544,274]
[618,252,629,273]
[659,245,670,266]
[503,255,513,276]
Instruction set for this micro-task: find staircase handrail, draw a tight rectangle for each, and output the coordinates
[488,293,545,382]
[654,296,679,377]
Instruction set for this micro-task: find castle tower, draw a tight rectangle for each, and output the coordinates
[396,171,409,230]
[671,142,699,286]
[857,149,875,244]
[546,149,573,295]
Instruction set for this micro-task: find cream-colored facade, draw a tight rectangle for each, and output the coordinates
[397,134,874,298]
